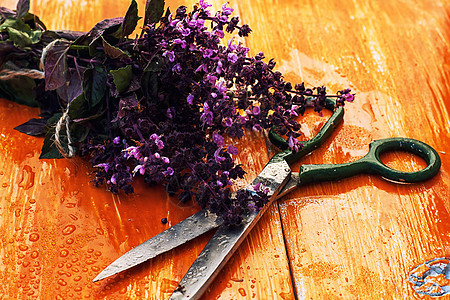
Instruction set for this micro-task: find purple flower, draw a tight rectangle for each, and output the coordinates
[288,136,300,152]
[202,48,214,58]
[223,117,233,127]
[110,174,117,185]
[163,50,175,62]
[216,60,223,73]
[221,3,234,15]
[173,38,187,49]
[227,145,238,155]
[94,163,110,172]
[195,64,207,73]
[213,29,225,39]
[201,111,213,126]
[199,0,212,9]
[187,94,194,105]
[133,165,145,175]
[124,146,141,159]
[344,93,355,102]
[214,149,226,162]
[227,53,238,63]
[206,74,217,84]
[161,157,170,164]
[113,136,121,144]
[180,27,191,37]
[213,132,225,147]
[172,63,182,73]
[163,167,174,176]
[216,80,227,94]
[252,106,261,115]
[252,124,262,131]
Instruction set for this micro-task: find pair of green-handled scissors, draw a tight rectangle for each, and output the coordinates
[93,98,441,299]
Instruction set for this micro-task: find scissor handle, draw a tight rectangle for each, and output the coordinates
[269,98,345,164]
[298,137,441,184]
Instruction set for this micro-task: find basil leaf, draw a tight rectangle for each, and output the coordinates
[122,0,140,38]
[101,36,130,60]
[14,118,47,136]
[82,66,107,107]
[110,65,132,94]
[144,0,165,25]
[16,0,30,19]
[44,40,71,91]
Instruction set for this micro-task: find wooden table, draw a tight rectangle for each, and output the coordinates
[1,0,450,299]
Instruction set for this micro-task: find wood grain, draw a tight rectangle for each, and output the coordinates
[1,0,450,299]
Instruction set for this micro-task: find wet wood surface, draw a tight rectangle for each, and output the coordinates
[1,0,450,299]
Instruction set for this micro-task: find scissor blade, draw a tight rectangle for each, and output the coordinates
[92,209,221,282]
[169,156,293,299]
[169,208,262,300]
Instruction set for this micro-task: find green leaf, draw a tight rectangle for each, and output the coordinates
[68,93,87,120]
[39,114,64,159]
[44,40,71,90]
[0,18,26,31]
[101,36,130,59]
[0,75,38,106]
[110,65,132,94]
[16,0,30,19]
[144,0,165,25]
[82,67,107,107]
[6,26,42,47]
[121,0,141,38]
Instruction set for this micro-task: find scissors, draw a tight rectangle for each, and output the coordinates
[93,98,441,299]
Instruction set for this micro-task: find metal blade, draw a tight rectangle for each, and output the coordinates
[274,172,300,200]
[169,209,261,300]
[92,209,221,282]
[169,158,292,300]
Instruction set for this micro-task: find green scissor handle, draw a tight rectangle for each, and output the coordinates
[269,98,441,184]
[269,98,345,165]
[298,137,441,184]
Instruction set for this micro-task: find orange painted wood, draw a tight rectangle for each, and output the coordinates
[1,0,450,299]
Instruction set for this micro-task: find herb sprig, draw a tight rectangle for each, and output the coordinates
[0,0,354,225]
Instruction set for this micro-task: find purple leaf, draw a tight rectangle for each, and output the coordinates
[121,0,140,38]
[15,0,30,18]
[44,40,71,91]
[144,0,165,25]
[14,118,47,136]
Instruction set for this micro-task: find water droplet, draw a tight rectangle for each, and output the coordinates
[57,279,67,286]
[62,225,76,235]
[60,249,69,257]
[18,245,28,251]
[30,251,39,259]
[29,199,36,204]
[18,165,35,190]
[66,238,74,244]
[85,259,95,265]
[29,233,39,242]
[74,276,82,281]
[2,183,8,188]
[15,209,21,217]
[238,288,247,296]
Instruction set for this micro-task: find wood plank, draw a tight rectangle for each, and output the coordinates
[0,0,295,299]
[239,0,450,298]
